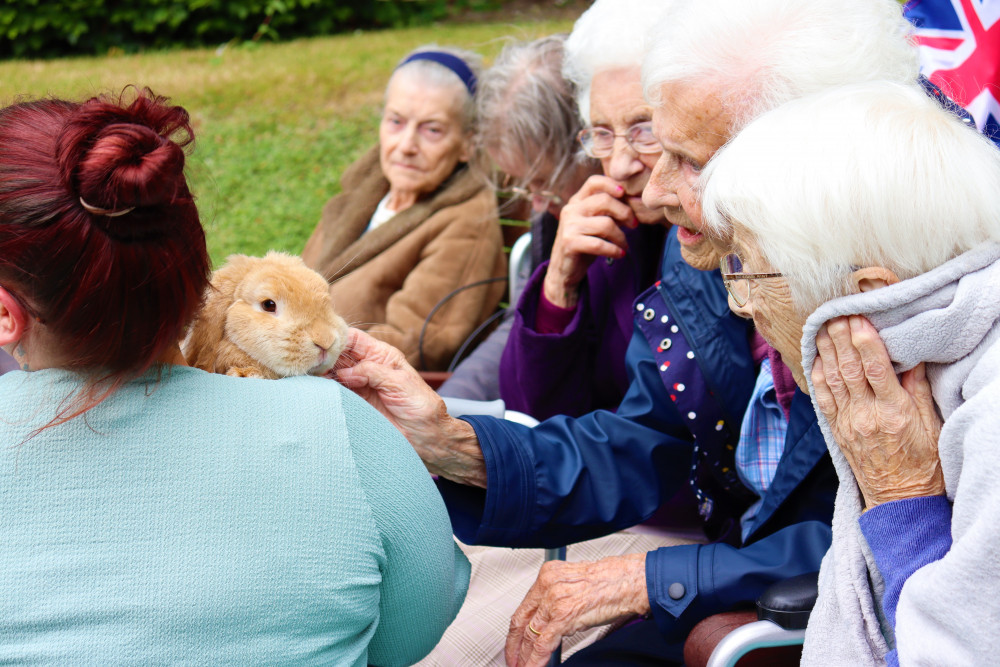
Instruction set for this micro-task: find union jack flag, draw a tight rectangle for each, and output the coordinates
[905,0,1000,147]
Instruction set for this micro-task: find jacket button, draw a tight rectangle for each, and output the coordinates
[643,308,655,321]
[660,338,672,350]
[668,583,685,600]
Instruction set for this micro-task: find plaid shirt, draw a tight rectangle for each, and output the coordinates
[736,357,789,541]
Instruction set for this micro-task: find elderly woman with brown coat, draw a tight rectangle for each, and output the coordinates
[302,46,505,371]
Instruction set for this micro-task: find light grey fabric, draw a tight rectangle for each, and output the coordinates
[799,242,1000,665]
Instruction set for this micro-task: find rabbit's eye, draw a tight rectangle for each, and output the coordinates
[261,299,277,313]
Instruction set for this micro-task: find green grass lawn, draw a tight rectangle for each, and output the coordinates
[0,19,572,266]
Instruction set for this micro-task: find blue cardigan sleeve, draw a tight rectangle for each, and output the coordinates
[859,495,953,667]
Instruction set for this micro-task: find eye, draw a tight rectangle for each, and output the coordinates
[420,124,446,140]
[261,299,277,313]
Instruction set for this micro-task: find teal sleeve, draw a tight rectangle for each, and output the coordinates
[340,388,470,667]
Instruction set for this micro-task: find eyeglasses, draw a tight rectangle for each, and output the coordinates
[719,253,783,308]
[576,122,661,159]
[497,185,564,207]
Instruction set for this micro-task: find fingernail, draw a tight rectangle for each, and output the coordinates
[616,185,624,193]
[849,316,862,333]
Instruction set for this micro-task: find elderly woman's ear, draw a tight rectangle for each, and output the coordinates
[457,132,474,164]
[850,266,900,293]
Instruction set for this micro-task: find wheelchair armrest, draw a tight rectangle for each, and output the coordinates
[756,571,819,631]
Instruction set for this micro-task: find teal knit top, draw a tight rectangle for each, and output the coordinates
[0,365,469,665]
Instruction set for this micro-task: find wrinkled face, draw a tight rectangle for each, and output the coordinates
[379,74,471,204]
[642,81,732,270]
[228,269,348,377]
[726,228,809,391]
[491,149,589,218]
[588,67,662,224]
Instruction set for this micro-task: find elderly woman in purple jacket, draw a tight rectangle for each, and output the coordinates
[497,0,670,420]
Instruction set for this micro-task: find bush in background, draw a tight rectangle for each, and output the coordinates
[0,0,501,59]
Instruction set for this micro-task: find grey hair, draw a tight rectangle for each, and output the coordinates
[389,45,484,133]
[476,35,591,195]
[701,81,1000,313]
[642,0,920,134]
[564,0,677,124]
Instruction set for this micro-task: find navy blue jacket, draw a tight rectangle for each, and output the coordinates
[439,230,836,641]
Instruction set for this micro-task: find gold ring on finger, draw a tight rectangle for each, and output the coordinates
[527,622,541,636]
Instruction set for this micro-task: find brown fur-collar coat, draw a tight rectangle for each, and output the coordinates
[302,145,505,370]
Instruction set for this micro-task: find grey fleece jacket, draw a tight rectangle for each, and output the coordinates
[799,242,1000,666]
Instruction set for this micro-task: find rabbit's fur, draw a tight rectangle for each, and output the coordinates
[183,252,347,379]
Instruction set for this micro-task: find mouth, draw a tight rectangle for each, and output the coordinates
[675,225,705,246]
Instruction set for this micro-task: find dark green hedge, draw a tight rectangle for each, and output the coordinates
[0,0,497,59]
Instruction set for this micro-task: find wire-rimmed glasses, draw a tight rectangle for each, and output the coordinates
[576,122,660,159]
[719,253,783,307]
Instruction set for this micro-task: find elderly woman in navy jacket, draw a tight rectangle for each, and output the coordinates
[336,0,920,664]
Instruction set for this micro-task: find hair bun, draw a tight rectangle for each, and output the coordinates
[57,87,194,239]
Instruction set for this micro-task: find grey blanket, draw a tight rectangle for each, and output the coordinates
[798,242,1000,665]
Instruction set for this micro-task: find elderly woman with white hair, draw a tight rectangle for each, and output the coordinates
[701,81,1000,666]
[333,1,925,665]
[494,0,676,421]
[302,45,505,371]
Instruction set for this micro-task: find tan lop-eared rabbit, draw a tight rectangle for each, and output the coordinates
[183,252,348,379]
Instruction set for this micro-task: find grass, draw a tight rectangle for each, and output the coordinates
[0,19,573,266]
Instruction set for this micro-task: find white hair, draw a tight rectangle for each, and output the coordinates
[701,81,1000,312]
[642,0,920,133]
[564,0,676,123]
[389,45,484,132]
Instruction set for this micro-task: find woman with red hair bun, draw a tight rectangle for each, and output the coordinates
[0,88,468,664]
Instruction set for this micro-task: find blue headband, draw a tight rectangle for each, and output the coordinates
[398,51,477,96]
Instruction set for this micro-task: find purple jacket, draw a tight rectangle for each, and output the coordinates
[498,222,667,420]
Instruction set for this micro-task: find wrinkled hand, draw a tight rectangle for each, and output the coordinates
[543,175,636,309]
[505,553,649,667]
[811,316,944,509]
[333,328,486,487]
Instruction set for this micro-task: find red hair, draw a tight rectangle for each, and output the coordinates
[0,87,210,419]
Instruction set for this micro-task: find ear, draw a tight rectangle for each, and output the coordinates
[457,131,473,164]
[0,287,27,347]
[849,266,900,293]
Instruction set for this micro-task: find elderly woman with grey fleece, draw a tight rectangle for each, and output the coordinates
[701,81,1000,665]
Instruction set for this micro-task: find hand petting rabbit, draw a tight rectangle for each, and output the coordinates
[183,251,348,379]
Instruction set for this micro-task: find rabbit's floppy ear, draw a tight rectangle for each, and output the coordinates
[183,254,253,370]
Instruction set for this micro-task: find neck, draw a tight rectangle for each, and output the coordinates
[158,343,188,367]
[386,189,418,213]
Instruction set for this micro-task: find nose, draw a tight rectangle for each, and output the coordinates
[399,124,419,154]
[605,137,643,183]
[642,152,679,211]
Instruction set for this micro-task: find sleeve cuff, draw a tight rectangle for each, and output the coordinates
[859,495,952,574]
[449,415,539,546]
[646,543,704,632]
[536,290,578,334]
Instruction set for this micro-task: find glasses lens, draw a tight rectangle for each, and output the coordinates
[578,128,613,158]
[627,122,660,154]
[721,254,749,307]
